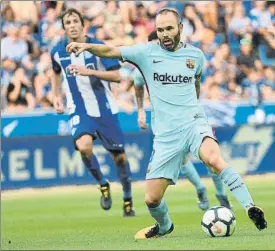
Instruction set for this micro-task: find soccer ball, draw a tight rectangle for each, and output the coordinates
[201,206,236,237]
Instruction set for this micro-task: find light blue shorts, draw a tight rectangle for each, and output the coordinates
[146,117,216,184]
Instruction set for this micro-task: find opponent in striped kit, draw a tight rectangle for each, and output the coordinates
[51,8,135,217]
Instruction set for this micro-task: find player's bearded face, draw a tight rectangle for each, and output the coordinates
[156,13,182,51]
[159,26,181,51]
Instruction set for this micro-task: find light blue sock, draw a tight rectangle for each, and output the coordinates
[182,161,205,192]
[147,200,172,234]
[208,169,226,196]
[219,167,254,209]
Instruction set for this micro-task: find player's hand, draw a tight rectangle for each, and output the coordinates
[138,108,148,130]
[53,95,64,114]
[68,65,92,76]
[66,42,87,56]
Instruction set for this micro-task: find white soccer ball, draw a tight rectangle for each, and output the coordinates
[201,206,236,237]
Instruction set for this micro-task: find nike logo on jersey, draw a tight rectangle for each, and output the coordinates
[153,60,163,63]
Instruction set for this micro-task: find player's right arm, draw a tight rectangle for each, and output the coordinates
[50,48,64,114]
[66,41,148,65]
[66,42,121,59]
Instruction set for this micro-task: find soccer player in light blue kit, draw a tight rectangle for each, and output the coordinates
[133,30,231,211]
[66,8,267,239]
[51,8,135,217]
[134,67,230,211]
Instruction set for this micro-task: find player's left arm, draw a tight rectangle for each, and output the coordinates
[194,72,202,99]
[132,68,148,129]
[132,68,146,108]
[194,51,206,99]
[68,65,121,82]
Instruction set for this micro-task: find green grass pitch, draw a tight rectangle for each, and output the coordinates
[2,175,275,250]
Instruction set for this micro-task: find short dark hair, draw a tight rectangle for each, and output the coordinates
[148,31,158,41]
[156,8,181,24]
[61,8,84,29]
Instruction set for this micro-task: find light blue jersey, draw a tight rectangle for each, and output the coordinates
[122,42,216,184]
[133,68,146,87]
[121,42,205,138]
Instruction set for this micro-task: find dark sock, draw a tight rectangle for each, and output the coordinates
[81,154,108,185]
[116,161,132,200]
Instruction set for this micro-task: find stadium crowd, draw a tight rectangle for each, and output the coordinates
[1,0,275,114]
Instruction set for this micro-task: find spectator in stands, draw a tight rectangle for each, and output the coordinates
[5,67,36,113]
[193,1,218,30]
[242,71,264,107]
[1,4,18,36]
[249,1,270,31]
[103,1,122,36]
[1,24,29,64]
[215,1,235,33]
[119,1,137,29]
[200,27,218,60]
[133,2,152,33]
[9,1,39,30]
[65,1,105,20]
[133,25,148,44]
[39,1,65,18]
[181,3,205,44]
[206,84,226,101]
[18,24,40,60]
[114,79,136,114]
[226,80,243,101]
[236,37,263,83]
[34,52,53,106]
[259,25,275,66]
[39,8,63,51]
[264,67,275,90]
[228,3,252,40]
[1,24,35,91]
[249,1,274,48]
[262,67,275,100]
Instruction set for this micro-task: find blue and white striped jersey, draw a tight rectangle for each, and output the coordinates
[51,36,120,117]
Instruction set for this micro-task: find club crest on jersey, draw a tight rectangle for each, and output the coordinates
[186,59,195,69]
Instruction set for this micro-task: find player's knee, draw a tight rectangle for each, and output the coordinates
[113,153,127,166]
[206,153,224,173]
[78,143,92,156]
[145,194,162,207]
[76,136,93,156]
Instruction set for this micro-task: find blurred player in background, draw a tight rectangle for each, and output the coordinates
[133,30,231,211]
[66,8,267,239]
[51,8,135,217]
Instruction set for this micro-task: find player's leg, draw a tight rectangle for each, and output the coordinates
[199,137,267,230]
[135,178,174,240]
[181,159,209,211]
[135,138,184,239]
[208,168,232,209]
[110,151,135,217]
[76,135,107,184]
[96,114,134,216]
[70,115,111,210]
[75,135,112,210]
